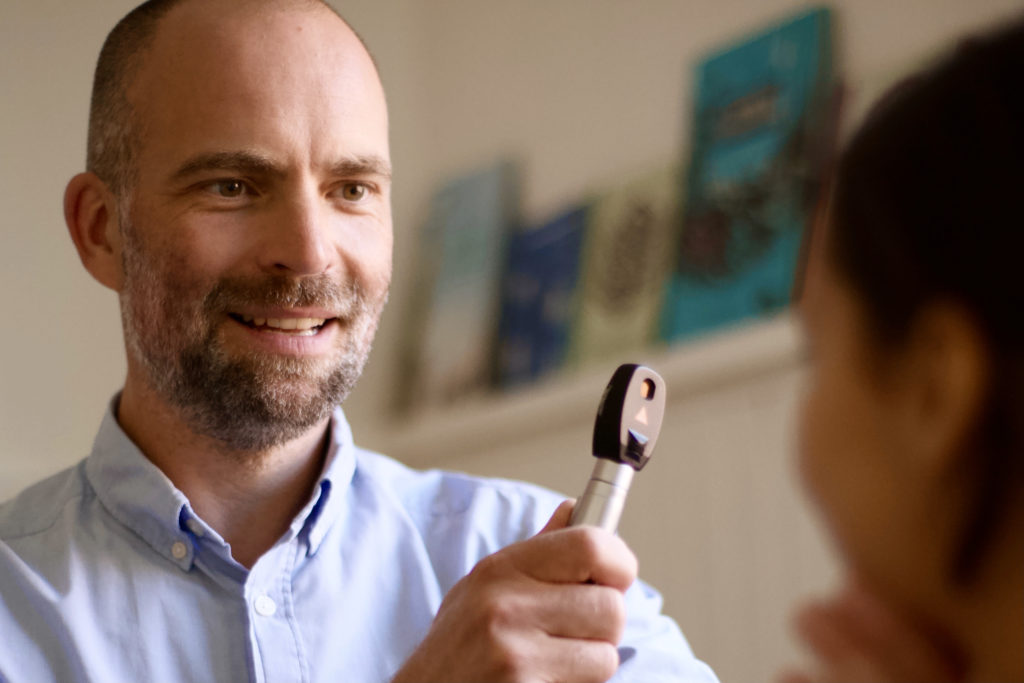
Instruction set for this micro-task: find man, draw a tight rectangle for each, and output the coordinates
[0,1,716,681]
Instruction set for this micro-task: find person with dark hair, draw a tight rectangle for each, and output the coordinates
[783,17,1024,683]
[0,1,716,682]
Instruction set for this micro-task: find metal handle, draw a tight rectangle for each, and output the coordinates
[569,459,635,532]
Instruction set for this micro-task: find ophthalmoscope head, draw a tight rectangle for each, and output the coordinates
[570,363,666,532]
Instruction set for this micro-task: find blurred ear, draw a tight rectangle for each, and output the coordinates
[64,172,124,292]
[899,302,991,477]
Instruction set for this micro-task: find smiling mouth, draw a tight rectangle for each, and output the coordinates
[229,313,332,337]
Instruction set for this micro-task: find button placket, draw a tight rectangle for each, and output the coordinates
[253,594,277,617]
[245,540,306,683]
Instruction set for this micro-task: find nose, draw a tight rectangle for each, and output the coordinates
[258,189,334,276]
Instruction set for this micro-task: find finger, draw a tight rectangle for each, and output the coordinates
[790,602,864,667]
[790,610,880,683]
[539,499,575,534]
[832,589,963,682]
[538,635,620,683]
[775,668,816,683]
[795,599,945,683]
[512,526,637,590]
[529,583,627,643]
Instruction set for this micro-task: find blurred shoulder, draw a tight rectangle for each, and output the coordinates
[0,463,90,542]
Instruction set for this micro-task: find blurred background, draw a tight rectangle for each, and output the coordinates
[2,1,1021,680]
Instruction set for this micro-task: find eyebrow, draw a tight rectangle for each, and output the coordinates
[169,151,392,183]
[329,156,392,181]
[170,151,282,183]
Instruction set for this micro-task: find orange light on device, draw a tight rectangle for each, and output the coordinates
[641,379,655,400]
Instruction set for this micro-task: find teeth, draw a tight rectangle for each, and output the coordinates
[260,319,323,331]
[237,314,326,332]
[266,317,325,330]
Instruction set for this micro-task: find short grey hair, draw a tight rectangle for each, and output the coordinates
[85,0,365,196]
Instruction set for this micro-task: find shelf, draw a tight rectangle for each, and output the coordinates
[360,313,803,467]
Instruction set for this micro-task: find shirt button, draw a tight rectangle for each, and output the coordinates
[171,541,188,560]
[185,518,205,537]
[254,595,277,617]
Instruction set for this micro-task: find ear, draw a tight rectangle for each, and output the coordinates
[64,172,124,292]
[898,302,991,477]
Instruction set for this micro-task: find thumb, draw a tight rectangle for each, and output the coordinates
[538,499,575,534]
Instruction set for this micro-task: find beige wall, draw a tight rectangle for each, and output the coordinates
[2,1,1021,681]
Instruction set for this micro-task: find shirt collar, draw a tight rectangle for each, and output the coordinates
[84,396,357,571]
[295,405,357,557]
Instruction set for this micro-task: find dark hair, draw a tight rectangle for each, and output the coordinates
[829,17,1024,582]
[86,0,359,196]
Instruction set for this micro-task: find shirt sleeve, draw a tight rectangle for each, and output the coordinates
[413,471,720,683]
[616,578,720,683]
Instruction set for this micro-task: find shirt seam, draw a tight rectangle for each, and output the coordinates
[0,491,88,542]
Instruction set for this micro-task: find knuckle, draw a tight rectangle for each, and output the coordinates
[470,550,504,579]
[574,528,606,566]
[590,587,627,641]
[571,529,638,586]
[479,590,519,632]
[487,637,528,681]
[596,642,620,679]
[623,545,639,579]
[606,591,627,640]
[608,535,638,577]
[574,641,619,681]
[600,586,626,618]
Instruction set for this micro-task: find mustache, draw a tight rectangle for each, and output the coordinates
[202,273,368,318]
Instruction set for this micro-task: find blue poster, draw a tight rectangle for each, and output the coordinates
[661,7,834,341]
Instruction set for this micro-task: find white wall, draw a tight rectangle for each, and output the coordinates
[3,1,1022,681]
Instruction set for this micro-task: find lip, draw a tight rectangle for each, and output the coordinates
[225,314,340,356]
[229,306,340,320]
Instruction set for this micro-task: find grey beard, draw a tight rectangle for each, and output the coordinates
[119,215,383,453]
[168,302,374,453]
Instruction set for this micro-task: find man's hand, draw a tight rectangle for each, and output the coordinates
[778,580,964,683]
[391,500,637,683]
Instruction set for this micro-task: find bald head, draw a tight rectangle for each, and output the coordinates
[67,0,394,453]
[86,0,378,196]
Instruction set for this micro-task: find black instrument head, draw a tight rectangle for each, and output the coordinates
[591,364,666,470]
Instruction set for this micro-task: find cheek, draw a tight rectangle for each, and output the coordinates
[796,369,837,512]
[368,244,392,297]
[351,226,392,300]
[796,360,909,581]
[144,250,208,310]
[797,361,875,554]
[123,231,217,338]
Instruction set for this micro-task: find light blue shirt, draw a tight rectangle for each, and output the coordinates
[0,400,717,683]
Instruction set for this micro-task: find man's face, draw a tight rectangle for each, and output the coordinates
[115,2,393,451]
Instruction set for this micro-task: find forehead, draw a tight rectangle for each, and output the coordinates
[128,1,388,167]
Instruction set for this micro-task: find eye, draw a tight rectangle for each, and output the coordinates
[340,182,369,202]
[206,179,249,198]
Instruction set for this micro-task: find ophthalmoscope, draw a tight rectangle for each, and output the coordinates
[569,363,665,533]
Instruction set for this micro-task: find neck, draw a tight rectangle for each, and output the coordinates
[917,512,1024,683]
[118,372,331,569]
[949,526,1024,683]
